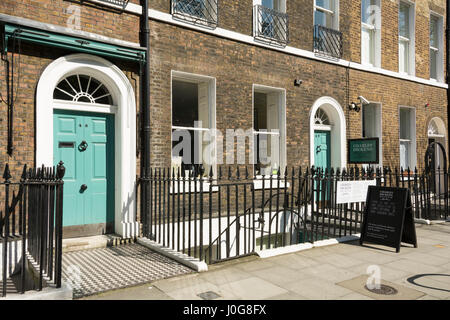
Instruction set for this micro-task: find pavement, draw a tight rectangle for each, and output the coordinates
[82,222,450,300]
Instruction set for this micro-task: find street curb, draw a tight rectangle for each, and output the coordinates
[137,238,208,273]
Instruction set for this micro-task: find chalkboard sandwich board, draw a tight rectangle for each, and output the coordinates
[348,138,379,164]
[360,186,417,253]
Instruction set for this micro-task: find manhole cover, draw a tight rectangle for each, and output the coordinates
[364,284,398,295]
[197,291,221,300]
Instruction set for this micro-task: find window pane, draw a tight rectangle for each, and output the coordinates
[399,40,409,73]
[400,141,410,169]
[399,3,410,38]
[362,27,375,65]
[316,0,333,11]
[400,108,411,140]
[362,0,377,25]
[430,49,437,79]
[315,10,333,28]
[430,16,439,48]
[172,81,199,127]
[254,133,280,176]
[262,0,274,9]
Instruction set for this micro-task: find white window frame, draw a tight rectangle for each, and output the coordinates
[398,1,415,76]
[253,0,286,13]
[314,0,340,30]
[361,102,383,168]
[252,84,286,178]
[429,12,444,82]
[361,0,381,67]
[399,106,416,170]
[170,70,217,180]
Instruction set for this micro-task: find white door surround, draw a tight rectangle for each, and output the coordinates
[310,96,347,169]
[36,53,138,238]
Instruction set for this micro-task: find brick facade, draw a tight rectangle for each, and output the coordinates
[0,0,448,172]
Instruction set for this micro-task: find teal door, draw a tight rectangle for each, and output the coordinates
[314,131,331,170]
[53,110,115,228]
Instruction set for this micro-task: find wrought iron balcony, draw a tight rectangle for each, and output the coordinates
[171,0,218,29]
[313,24,343,59]
[253,5,289,47]
[87,0,129,10]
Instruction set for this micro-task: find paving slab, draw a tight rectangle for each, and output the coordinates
[248,265,311,286]
[284,277,354,300]
[218,277,288,300]
[337,275,426,300]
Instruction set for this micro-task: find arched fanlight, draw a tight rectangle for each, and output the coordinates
[314,108,331,125]
[428,119,441,136]
[53,74,113,105]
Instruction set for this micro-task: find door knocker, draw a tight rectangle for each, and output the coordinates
[78,140,88,152]
[316,145,322,154]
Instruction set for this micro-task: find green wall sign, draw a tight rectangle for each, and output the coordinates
[348,138,380,164]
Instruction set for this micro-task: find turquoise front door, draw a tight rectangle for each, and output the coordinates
[314,131,331,170]
[53,110,115,231]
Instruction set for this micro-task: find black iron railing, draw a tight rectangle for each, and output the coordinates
[313,24,343,59]
[140,165,449,265]
[253,5,289,47]
[0,162,65,297]
[172,0,218,28]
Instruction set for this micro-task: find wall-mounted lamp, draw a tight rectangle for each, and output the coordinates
[294,79,303,87]
[349,102,361,113]
[349,96,370,113]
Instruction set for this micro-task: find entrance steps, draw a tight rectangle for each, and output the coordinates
[62,235,134,253]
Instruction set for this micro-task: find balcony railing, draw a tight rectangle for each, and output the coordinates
[172,0,218,29]
[253,5,289,47]
[313,25,343,59]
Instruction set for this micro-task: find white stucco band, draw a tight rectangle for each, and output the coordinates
[310,96,347,169]
[36,54,138,238]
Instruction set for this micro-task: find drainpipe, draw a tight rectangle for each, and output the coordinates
[447,0,450,158]
[140,0,151,237]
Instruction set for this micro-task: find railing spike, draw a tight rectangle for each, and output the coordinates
[3,164,12,182]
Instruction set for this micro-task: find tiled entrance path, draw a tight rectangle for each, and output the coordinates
[62,243,193,298]
[84,223,450,300]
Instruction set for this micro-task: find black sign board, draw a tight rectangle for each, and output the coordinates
[360,186,417,253]
[348,138,380,164]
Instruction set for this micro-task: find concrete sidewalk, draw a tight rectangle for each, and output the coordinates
[83,223,450,300]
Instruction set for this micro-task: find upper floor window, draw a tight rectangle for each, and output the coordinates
[253,0,288,47]
[361,0,381,67]
[430,14,444,82]
[314,0,339,30]
[398,1,415,75]
[171,0,218,29]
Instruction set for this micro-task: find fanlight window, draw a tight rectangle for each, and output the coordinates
[428,119,444,137]
[53,75,113,105]
[314,108,330,125]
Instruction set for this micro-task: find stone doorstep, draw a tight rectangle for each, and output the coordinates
[62,235,134,253]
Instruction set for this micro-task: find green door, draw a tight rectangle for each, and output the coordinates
[53,110,115,229]
[314,131,331,170]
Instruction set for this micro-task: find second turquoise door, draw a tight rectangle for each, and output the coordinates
[53,110,115,229]
[314,131,331,170]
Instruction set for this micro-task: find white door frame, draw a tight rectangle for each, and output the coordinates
[36,54,138,238]
[310,96,347,169]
